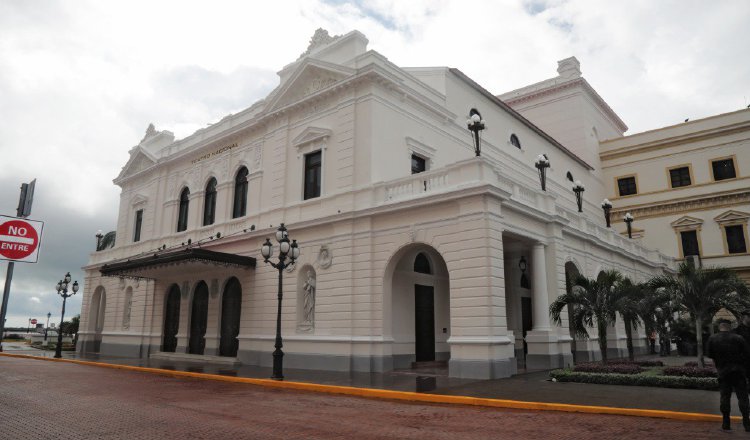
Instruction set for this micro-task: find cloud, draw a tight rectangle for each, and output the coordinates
[30,297,40,304]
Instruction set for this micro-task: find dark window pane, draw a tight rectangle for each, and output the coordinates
[712,159,736,181]
[304,151,322,200]
[204,178,217,226]
[177,188,190,232]
[414,253,431,274]
[669,167,691,188]
[617,176,637,196]
[411,154,426,174]
[726,225,747,254]
[711,159,737,180]
[233,168,248,218]
[510,134,521,149]
[133,209,143,242]
[680,230,700,257]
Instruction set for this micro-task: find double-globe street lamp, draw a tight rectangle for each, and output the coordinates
[260,223,300,380]
[601,199,613,228]
[44,311,51,343]
[624,212,635,239]
[54,272,78,358]
[466,109,486,157]
[572,180,585,212]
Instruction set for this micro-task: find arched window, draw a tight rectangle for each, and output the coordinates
[177,187,190,232]
[510,134,521,149]
[203,178,217,226]
[414,253,432,274]
[233,167,249,218]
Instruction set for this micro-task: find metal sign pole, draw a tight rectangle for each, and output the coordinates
[0,180,35,352]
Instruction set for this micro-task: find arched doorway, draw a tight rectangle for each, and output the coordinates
[385,244,450,368]
[89,286,106,352]
[162,284,181,353]
[188,281,209,355]
[219,278,242,357]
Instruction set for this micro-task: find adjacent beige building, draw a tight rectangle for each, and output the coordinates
[600,109,750,282]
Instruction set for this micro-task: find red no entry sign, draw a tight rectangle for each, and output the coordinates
[0,216,44,263]
[30,319,37,325]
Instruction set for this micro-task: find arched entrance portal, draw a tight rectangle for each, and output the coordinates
[162,284,181,353]
[219,277,242,357]
[386,244,450,368]
[188,281,209,355]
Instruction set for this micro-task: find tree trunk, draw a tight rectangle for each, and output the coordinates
[695,317,705,368]
[598,320,608,364]
[624,321,634,361]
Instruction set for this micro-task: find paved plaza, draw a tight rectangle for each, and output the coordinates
[0,355,737,439]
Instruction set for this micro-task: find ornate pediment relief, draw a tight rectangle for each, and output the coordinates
[265,60,353,113]
[714,210,750,224]
[130,193,148,206]
[114,147,157,184]
[292,127,332,149]
[670,215,703,230]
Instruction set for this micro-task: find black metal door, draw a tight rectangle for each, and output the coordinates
[219,278,242,357]
[188,282,209,355]
[162,285,181,352]
[414,284,435,362]
[521,297,533,356]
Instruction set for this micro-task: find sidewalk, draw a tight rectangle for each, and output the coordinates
[0,343,723,416]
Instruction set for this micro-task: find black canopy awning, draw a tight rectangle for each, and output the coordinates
[100,248,256,279]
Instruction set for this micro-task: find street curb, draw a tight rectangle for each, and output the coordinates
[0,352,728,423]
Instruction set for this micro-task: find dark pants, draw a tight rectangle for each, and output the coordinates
[719,371,749,417]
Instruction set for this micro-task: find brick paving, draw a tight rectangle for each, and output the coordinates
[0,356,736,439]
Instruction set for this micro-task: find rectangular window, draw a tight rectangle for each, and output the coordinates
[411,154,426,174]
[133,209,143,242]
[304,150,322,200]
[669,167,691,188]
[680,230,700,257]
[712,158,736,181]
[726,225,748,254]
[617,176,637,196]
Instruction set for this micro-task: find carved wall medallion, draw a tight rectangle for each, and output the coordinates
[210,279,219,299]
[181,282,190,300]
[317,245,333,269]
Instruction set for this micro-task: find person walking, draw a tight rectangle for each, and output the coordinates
[707,319,750,431]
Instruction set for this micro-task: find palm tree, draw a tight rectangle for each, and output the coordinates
[637,285,674,355]
[650,262,750,367]
[612,278,645,361]
[550,270,623,364]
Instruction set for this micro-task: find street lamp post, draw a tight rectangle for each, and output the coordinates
[54,272,79,359]
[466,109,485,157]
[260,223,300,380]
[624,212,634,239]
[572,180,585,212]
[44,312,51,343]
[601,199,613,228]
[534,154,550,191]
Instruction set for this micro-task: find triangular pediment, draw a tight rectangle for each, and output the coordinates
[265,59,354,112]
[714,210,750,224]
[670,215,704,229]
[292,126,332,148]
[114,147,157,184]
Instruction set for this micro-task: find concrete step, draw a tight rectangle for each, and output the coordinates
[149,352,241,366]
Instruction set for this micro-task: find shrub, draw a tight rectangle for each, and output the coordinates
[608,360,664,367]
[550,369,718,391]
[684,361,714,367]
[573,362,643,375]
[662,366,717,378]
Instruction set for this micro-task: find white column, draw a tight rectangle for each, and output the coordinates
[531,243,550,331]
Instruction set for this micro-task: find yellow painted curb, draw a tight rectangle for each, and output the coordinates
[0,352,729,423]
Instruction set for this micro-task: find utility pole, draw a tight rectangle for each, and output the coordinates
[0,179,35,352]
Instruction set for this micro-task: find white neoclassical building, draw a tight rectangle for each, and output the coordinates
[78,30,672,379]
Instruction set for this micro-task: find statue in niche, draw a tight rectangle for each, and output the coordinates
[123,293,132,330]
[302,270,316,327]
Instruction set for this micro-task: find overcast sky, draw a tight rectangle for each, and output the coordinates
[1,0,749,328]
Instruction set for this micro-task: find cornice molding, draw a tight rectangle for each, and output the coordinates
[612,191,750,220]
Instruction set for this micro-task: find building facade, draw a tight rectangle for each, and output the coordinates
[78,30,671,379]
